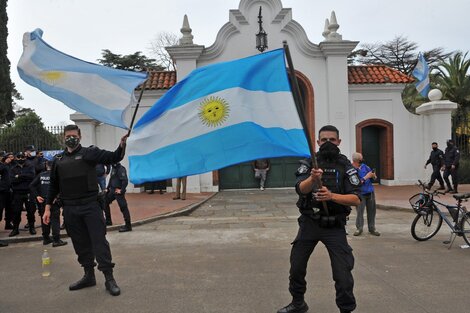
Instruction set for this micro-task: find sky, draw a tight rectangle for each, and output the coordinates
[7,0,470,126]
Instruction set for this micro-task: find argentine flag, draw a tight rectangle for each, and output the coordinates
[412,53,430,97]
[17,29,148,129]
[127,48,309,184]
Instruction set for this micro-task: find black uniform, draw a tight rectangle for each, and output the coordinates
[0,163,11,227]
[47,145,123,272]
[29,170,61,242]
[425,148,444,188]
[10,162,35,232]
[104,163,131,227]
[288,154,360,313]
[443,144,460,192]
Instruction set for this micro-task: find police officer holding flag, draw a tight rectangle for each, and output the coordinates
[43,124,128,296]
[277,125,361,313]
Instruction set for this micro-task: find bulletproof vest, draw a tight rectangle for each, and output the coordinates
[318,157,344,194]
[56,148,98,199]
[314,156,347,215]
[38,171,51,197]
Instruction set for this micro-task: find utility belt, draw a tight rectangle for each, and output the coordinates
[62,195,99,206]
[302,208,348,228]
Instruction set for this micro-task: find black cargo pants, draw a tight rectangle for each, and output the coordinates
[63,200,115,272]
[289,214,356,312]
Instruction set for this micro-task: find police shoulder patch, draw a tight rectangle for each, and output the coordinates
[297,164,309,174]
[349,174,360,185]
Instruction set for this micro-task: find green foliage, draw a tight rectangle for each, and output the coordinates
[0,112,62,152]
[97,49,163,71]
[0,0,14,125]
[434,52,470,134]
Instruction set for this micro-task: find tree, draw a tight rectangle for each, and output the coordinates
[0,0,15,125]
[349,36,451,75]
[97,50,163,71]
[148,31,179,71]
[0,111,62,152]
[349,36,452,113]
[434,52,470,135]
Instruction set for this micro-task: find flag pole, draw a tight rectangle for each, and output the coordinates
[127,80,147,136]
[283,41,328,212]
[282,41,316,167]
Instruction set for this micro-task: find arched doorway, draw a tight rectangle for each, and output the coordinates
[218,71,315,189]
[356,120,394,181]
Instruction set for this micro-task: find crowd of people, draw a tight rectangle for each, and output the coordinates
[0,140,134,249]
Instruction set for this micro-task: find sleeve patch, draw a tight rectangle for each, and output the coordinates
[349,174,360,185]
[297,164,309,174]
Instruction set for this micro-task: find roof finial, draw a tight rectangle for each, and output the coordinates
[322,18,330,39]
[179,14,194,45]
[327,11,342,41]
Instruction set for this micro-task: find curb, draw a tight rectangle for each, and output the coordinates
[1,192,219,245]
[377,204,415,213]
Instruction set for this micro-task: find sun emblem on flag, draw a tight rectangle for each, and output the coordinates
[41,71,65,85]
[198,96,230,127]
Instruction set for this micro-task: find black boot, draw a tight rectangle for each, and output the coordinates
[104,271,121,296]
[69,268,96,291]
[29,224,36,235]
[8,227,19,237]
[0,241,8,247]
[118,220,132,232]
[277,301,309,313]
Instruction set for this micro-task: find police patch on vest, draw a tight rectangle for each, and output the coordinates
[297,164,309,174]
[349,174,360,185]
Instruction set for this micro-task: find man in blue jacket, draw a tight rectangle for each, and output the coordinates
[351,152,380,237]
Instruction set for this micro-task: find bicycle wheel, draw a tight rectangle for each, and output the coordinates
[459,212,470,246]
[411,211,443,241]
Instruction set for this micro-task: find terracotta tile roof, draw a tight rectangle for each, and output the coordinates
[348,65,414,84]
[139,71,176,90]
[141,66,412,90]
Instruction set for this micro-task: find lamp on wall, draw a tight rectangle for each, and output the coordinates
[255,6,268,52]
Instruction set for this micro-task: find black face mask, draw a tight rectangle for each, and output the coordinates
[16,159,25,165]
[318,141,340,160]
[65,137,80,149]
[447,142,453,148]
[432,147,438,151]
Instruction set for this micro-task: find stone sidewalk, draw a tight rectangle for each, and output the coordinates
[1,184,469,244]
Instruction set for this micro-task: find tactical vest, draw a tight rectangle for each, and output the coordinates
[298,156,350,216]
[55,148,98,200]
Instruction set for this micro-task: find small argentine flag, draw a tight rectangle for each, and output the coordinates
[127,48,310,184]
[17,29,148,129]
[412,53,430,98]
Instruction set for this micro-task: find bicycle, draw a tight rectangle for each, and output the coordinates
[410,180,470,248]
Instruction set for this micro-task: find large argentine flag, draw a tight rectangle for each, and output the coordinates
[127,48,310,184]
[17,29,148,129]
[412,53,430,97]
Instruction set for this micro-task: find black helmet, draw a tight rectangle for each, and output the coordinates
[15,152,26,159]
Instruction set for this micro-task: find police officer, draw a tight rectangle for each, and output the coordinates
[424,142,445,190]
[9,152,36,237]
[442,139,460,194]
[43,124,128,296]
[2,152,15,230]
[277,125,361,313]
[0,152,12,230]
[29,160,67,247]
[105,162,132,232]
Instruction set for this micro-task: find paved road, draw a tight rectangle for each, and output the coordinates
[1,189,469,313]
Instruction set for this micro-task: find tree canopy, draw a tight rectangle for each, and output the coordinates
[97,49,163,71]
[148,31,179,71]
[0,0,15,125]
[0,111,62,153]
